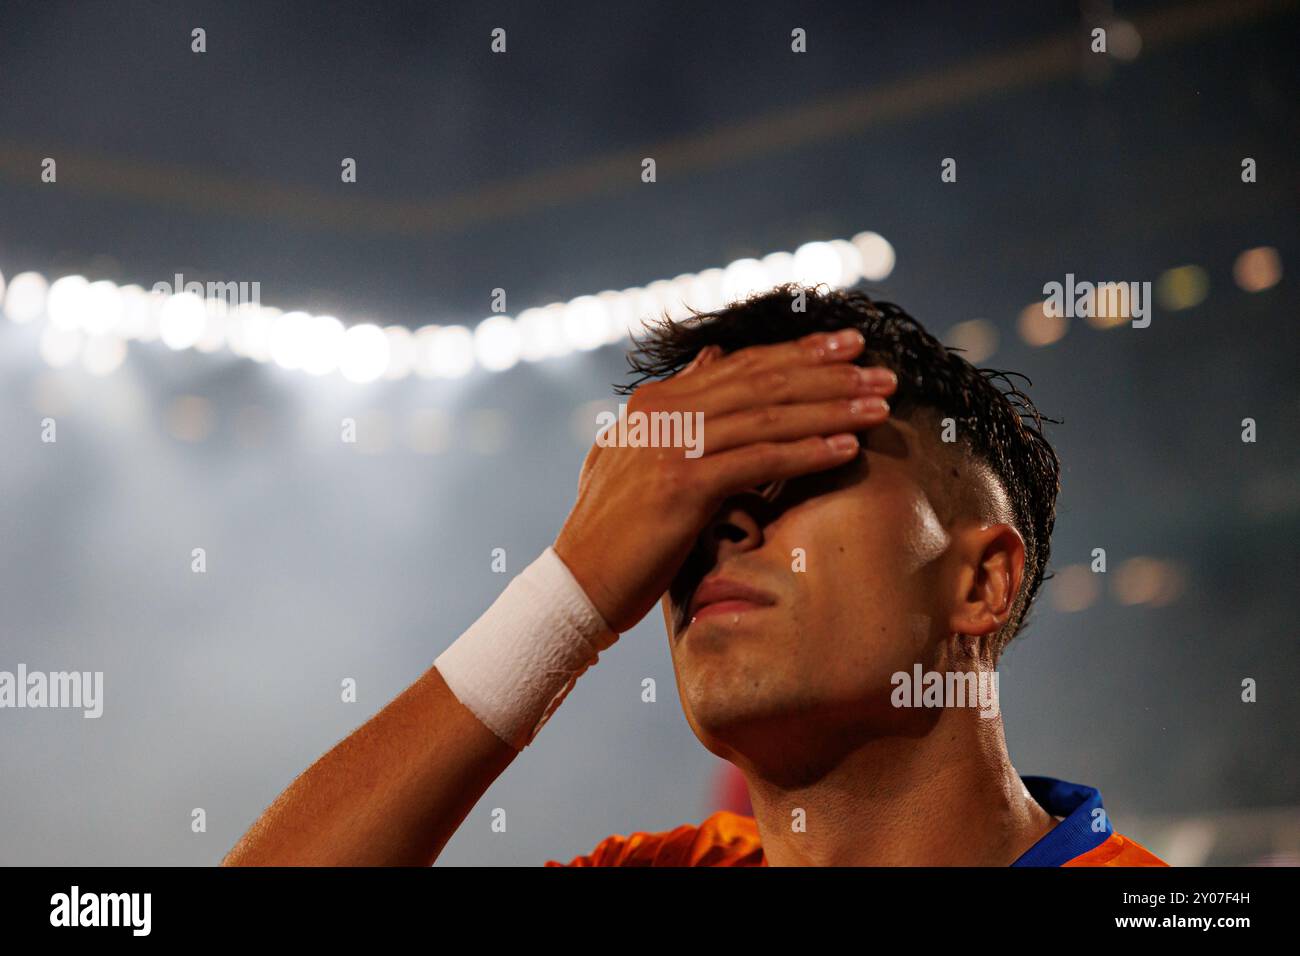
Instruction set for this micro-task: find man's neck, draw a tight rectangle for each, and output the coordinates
[742,710,1056,866]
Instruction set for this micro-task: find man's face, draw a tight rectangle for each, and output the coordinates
[662,413,956,764]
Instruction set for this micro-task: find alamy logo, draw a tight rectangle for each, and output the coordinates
[891,664,1000,718]
[0,665,103,718]
[595,404,705,459]
[1041,273,1151,327]
[151,272,260,307]
[50,886,151,936]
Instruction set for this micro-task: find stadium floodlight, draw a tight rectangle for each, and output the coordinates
[3,231,893,383]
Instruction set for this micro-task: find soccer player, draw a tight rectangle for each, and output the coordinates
[224,286,1165,867]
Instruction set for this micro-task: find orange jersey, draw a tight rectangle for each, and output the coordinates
[546,776,1166,867]
[1060,831,1167,867]
[547,810,763,867]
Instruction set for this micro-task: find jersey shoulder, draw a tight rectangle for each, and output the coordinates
[1063,831,1168,867]
[545,811,764,867]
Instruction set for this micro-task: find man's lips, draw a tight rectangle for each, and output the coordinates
[686,577,777,622]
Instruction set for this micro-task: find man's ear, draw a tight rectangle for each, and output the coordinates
[945,522,1026,638]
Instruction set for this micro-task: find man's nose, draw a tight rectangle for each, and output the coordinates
[703,497,765,562]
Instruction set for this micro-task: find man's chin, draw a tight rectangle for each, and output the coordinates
[680,681,812,755]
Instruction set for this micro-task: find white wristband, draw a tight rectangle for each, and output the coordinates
[434,547,617,750]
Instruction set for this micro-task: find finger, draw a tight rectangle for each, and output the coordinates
[674,344,722,379]
[701,396,890,454]
[674,328,867,395]
[699,433,862,496]
[681,361,897,419]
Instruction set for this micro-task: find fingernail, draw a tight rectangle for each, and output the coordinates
[849,397,889,415]
[827,433,859,453]
[826,329,864,351]
[856,366,897,389]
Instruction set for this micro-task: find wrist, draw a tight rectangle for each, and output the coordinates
[553,534,622,634]
[434,547,616,750]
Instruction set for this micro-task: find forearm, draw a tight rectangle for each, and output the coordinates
[222,666,514,866]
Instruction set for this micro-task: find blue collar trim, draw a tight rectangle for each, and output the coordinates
[1011,776,1113,867]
